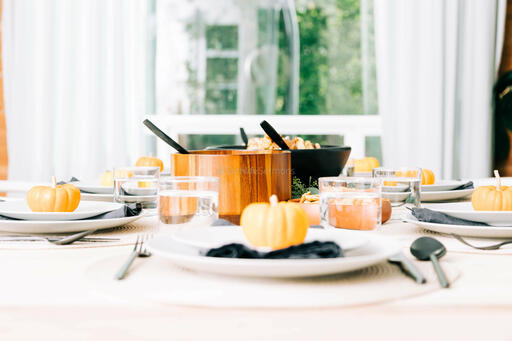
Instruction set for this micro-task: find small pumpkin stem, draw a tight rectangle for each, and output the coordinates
[269,195,279,206]
[494,170,502,190]
[51,176,57,189]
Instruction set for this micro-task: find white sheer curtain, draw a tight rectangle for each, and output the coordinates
[2,0,153,182]
[374,0,505,179]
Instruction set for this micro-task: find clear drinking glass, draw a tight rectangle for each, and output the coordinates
[319,177,382,230]
[372,167,422,208]
[113,166,160,208]
[158,176,219,228]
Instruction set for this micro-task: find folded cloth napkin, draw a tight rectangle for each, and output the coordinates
[410,207,488,226]
[58,177,99,194]
[205,241,342,259]
[0,203,142,221]
[452,181,474,190]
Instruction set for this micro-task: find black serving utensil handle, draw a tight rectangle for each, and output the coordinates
[429,253,450,288]
[240,127,249,147]
[260,120,290,150]
[143,119,190,154]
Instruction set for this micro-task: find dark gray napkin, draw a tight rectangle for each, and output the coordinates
[0,203,142,221]
[411,207,488,226]
[205,241,342,259]
[57,177,100,194]
[452,181,474,190]
[207,219,340,259]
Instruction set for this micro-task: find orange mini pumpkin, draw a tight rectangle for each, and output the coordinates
[135,156,164,172]
[471,185,512,211]
[353,157,379,173]
[26,177,81,212]
[241,195,308,250]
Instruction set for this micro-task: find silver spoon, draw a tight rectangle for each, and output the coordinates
[410,237,450,288]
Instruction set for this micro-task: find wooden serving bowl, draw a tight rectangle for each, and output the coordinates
[170,150,291,224]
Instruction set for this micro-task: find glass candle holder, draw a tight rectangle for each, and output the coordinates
[319,177,382,230]
[113,166,160,208]
[372,167,422,208]
[158,176,219,228]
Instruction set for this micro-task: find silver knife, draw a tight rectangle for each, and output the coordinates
[388,252,427,284]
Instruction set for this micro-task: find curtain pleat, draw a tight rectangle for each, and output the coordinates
[374,0,504,178]
[2,0,152,181]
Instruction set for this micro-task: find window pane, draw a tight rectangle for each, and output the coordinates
[365,135,382,162]
[205,88,237,114]
[206,58,238,83]
[180,134,237,150]
[206,25,238,50]
[276,0,377,115]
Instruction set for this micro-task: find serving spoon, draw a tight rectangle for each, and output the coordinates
[143,119,190,154]
[260,120,290,150]
[410,237,450,288]
[240,127,249,147]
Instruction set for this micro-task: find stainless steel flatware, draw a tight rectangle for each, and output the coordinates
[452,234,512,250]
[0,230,108,245]
[410,237,450,288]
[0,236,118,243]
[388,253,426,284]
[116,235,152,280]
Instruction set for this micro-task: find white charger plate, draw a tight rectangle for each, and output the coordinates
[421,188,474,202]
[171,226,368,252]
[0,200,122,221]
[421,180,465,192]
[75,182,113,194]
[148,233,400,278]
[0,213,144,234]
[423,202,512,226]
[403,212,512,238]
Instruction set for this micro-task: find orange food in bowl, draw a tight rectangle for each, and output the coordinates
[289,199,320,226]
[328,197,391,230]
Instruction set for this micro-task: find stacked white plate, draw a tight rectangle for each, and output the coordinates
[404,202,512,238]
[0,199,143,233]
[147,226,402,278]
[382,180,473,203]
[74,182,115,202]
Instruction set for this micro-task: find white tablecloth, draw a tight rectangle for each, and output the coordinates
[1,179,512,340]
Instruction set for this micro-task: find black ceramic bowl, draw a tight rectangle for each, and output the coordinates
[205,145,352,184]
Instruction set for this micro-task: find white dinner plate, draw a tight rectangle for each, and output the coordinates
[148,233,400,278]
[423,202,512,226]
[75,182,113,194]
[421,188,474,202]
[403,212,512,238]
[0,200,122,221]
[421,180,465,192]
[171,226,368,252]
[80,193,114,202]
[0,213,144,234]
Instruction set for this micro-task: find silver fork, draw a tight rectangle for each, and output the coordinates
[451,234,512,250]
[116,235,152,280]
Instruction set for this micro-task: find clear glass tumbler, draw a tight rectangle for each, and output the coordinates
[158,176,219,228]
[319,177,382,230]
[373,167,422,208]
[113,166,160,208]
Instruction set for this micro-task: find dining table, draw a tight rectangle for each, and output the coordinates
[0,178,512,340]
